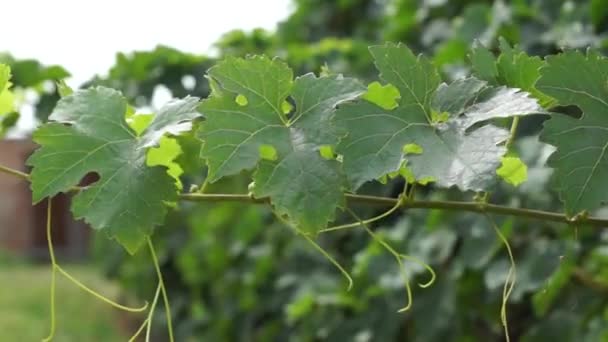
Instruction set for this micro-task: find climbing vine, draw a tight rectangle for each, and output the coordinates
[2,40,608,340]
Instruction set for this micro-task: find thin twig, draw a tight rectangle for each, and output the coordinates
[147,238,174,342]
[1,163,608,227]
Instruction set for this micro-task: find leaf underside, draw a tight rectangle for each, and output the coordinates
[336,43,542,191]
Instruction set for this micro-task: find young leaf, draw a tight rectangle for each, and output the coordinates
[362,81,400,110]
[198,56,364,233]
[336,43,542,191]
[538,51,608,216]
[497,156,528,186]
[27,87,202,253]
[0,64,15,115]
[147,136,184,189]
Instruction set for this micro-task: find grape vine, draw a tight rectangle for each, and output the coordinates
[1,40,608,340]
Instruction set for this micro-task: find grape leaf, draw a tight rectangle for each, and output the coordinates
[198,56,364,233]
[537,51,608,216]
[27,87,201,253]
[497,156,528,186]
[470,39,554,106]
[336,43,542,190]
[147,136,184,189]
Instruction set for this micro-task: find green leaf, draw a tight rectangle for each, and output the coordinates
[362,81,400,110]
[458,86,544,127]
[336,43,542,191]
[0,112,19,136]
[532,256,574,317]
[127,113,155,136]
[497,156,528,186]
[319,145,336,160]
[0,64,15,115]
[469,42,499,83]
[403,143,423,155]
[0,64,10,93]
[27,87,202,253]
[235,94,248,106]
[432,78,486,115]
[147,136,184,189]
[198,56,364,233]
[471,39,554,107]
[537,51,608,216]
[56,80,74,98]
[258,144,278,161]
[433,39,468,66]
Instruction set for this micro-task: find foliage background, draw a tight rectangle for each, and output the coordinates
[4,0,608,340]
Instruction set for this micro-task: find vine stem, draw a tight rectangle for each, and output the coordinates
[180,193,608,227]
[128,317,148,342]
[505,116,520,151]
[1,163,607,227]
[147,238,174,342]
[0,164,30,180]
[144,283,163,342]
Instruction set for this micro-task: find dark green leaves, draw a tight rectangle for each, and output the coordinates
[28,87,202,253]
[470,39,554,106]
[336,43,542,191]
[538,51,608,216]
[199,56,364,233]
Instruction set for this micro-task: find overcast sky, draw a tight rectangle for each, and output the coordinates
[1,0,291,137]
[2,0,292,86]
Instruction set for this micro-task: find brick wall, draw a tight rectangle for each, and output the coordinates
[0,139,90,260]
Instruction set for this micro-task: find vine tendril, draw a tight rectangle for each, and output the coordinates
[147,238,175,342]
[276,214,354,290]
[345,207,436,312]
[55,266,148,312]
[319,199,403,233]
[144,283,163,342]
[42,197,149,341]
[42,199,56,342]
[485,214,516,342]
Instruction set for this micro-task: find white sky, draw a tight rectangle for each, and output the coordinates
[2,0,292,86]
[2,0,291,137]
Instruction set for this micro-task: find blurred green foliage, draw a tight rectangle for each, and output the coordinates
[6,0,608,340]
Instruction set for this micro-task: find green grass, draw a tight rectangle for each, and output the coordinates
[0,263,139,341]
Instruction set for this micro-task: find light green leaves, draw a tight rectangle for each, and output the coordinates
[0,64,11,105]
[336,43,542,191]
[27,87,202,253]
[362,81,400,110]
[497,157,528,186]
[0,64,17,135]
[538,51,608,216]
[198,56,364,233]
